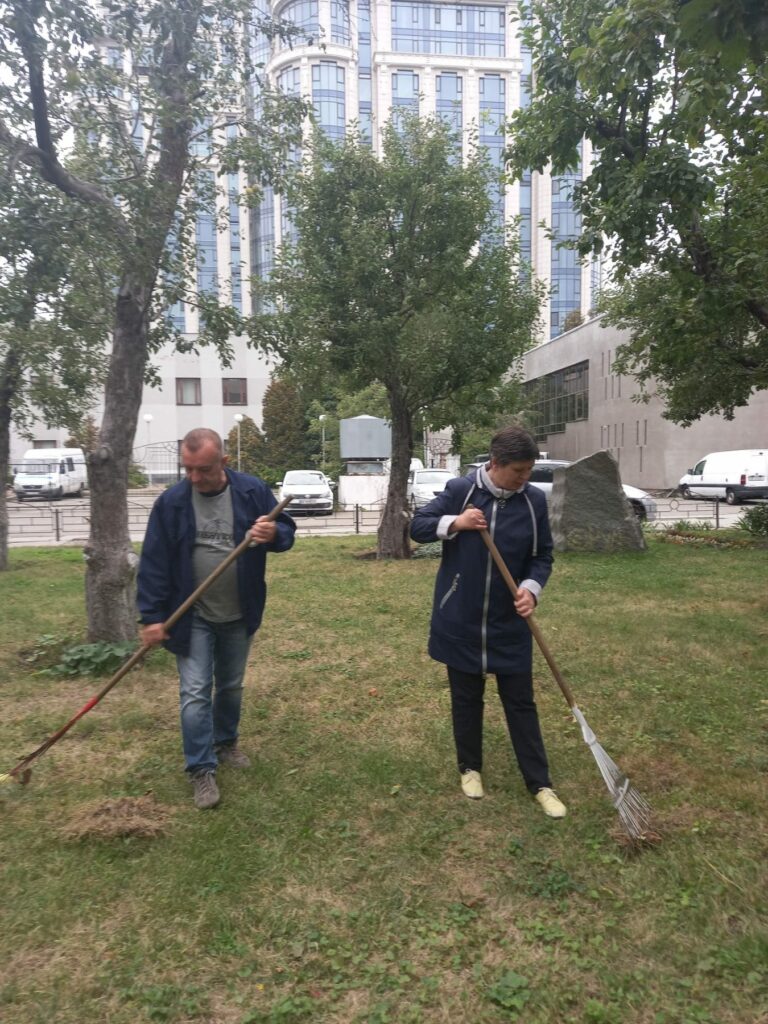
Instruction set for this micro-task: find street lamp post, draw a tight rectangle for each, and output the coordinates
[143,413,153,485]
[318,414,326,471]
[234,413,244,472]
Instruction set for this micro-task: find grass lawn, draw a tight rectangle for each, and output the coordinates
[0,536,766,1024]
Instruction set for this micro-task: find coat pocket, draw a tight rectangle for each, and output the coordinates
[439,572,461,610]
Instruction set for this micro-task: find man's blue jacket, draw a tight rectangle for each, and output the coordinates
[410,471,553,676]
[137,469,296,655]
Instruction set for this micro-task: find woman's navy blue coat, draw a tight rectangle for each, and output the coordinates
[410,472,554,675]
[137,469,296,655]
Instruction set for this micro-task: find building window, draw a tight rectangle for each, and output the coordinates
[176,378,202,405]
[524,360,589,442]
[222,378,247,405]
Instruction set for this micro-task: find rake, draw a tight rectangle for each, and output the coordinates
[479,527,653,840]
[1,495,293,787]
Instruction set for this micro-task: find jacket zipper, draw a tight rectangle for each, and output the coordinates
[439,572,461,609]
[481,501,499,676]
[524,492,537,556]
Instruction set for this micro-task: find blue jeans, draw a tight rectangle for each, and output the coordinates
[176,615,253,774]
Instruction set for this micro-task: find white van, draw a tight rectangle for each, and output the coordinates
[13,448,88,501]
[679,449,768,505]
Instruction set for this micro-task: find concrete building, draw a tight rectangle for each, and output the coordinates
[523,316,768,490]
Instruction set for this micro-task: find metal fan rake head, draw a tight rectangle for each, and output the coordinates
[477,526,658,845]
[571,708,653,841]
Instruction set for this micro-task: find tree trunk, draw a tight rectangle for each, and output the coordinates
[0,384,12,573]
[0,345,23,572]
[84,280,149,642]
[377,388,413,559]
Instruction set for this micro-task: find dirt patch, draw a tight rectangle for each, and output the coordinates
[60,792,172,840]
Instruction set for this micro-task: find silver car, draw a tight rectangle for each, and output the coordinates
[407,468,457,509]
[278,470,334,516]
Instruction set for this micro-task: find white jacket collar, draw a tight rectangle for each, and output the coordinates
[478,463,525,498]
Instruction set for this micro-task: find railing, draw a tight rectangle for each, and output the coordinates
[6,499,156,543]
[6,492,760,545]
[6,496,390,544]
[644,495,740,530]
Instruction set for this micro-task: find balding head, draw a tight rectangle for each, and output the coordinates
[181,428,229,493]
[182,428,224,455]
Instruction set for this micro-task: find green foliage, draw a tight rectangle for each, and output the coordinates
[260,376,310,483]
[127,461,148,489]
[225,415,268,479]
[64,415,99,453]
[50,641,136,677]
[487,971,531,1014]
[254,114,542,553]
[410,541,442,559]
[507,0,768,423]
[739,503,768,537]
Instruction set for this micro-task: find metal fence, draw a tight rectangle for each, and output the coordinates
[6,491,757,546]
[6,495,390,544]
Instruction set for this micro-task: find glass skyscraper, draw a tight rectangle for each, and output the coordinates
[249,0,599,340]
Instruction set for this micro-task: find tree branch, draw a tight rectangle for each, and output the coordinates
[10,1,129,219]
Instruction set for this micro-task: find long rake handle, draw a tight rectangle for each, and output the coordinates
[5,495,293,779]
[478,528,577,710]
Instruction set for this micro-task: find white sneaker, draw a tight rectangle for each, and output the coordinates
[535,787,566,819]
[460,769,484,799]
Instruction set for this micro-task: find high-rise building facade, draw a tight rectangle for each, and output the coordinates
[252,0,601,338]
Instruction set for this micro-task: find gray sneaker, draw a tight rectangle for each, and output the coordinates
[216,744,251,768]
[192,770,220,809]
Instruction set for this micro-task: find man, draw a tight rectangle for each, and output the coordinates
[137,428,296,809]
[410,425,565,819]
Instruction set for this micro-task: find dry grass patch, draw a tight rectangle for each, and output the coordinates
[59,792,172,840]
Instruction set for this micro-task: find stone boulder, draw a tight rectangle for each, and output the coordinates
[549,450,646,553]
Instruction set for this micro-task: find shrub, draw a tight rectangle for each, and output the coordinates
[52,641,136,677]
[739,503,768,537]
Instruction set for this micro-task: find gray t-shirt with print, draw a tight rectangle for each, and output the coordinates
[191,486,242,622]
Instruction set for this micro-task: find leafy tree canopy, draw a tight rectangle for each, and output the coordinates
[225,415,267,479]
[260,376,309,483]
[252,115,542,556]
[506,0,768,424]
[0,0,306,627]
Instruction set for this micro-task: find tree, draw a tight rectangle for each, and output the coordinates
[225,415,267,477]
[254,116,543,558]
[260,376,309,483]
[506,0,768,424]
[0,0,305,636]
[0,170,109,570]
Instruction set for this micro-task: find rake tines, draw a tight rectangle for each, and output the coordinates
[571,707,653,840]
[477,528,656,842]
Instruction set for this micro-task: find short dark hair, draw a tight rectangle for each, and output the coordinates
[489,425,539,464]
[181,428,223,454]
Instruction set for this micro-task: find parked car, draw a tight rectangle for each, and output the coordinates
[678,449,768,504]
[464,458,658,521]
[278,470,334,516]
[407,468,457,509]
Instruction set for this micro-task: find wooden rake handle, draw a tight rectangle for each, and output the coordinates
[478,527,577,710]
[5,495,294,780]
[161,494,294,634]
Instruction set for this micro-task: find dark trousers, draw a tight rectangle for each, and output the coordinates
[447,666,551,794]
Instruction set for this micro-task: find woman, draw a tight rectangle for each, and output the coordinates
[410,425,565,818]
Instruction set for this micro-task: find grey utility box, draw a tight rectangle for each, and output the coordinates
[339,415,392,460]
